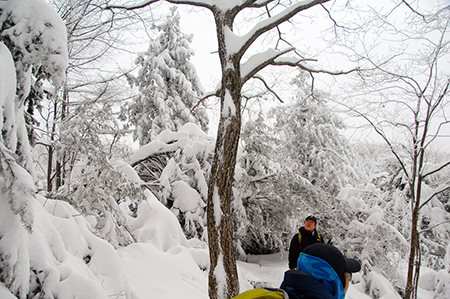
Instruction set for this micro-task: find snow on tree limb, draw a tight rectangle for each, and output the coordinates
[273,56,357,75]
[107,0,276,11]
[232,0,330,59]
[240,47,294,82]
[106,0,212,10]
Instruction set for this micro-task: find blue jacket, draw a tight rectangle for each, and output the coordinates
[280,270,335,299]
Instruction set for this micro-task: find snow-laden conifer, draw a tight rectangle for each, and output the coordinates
[128,7,208,145]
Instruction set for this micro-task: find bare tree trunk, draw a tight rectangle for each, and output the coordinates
[56,85,69,189]
[405,168,424,299]
[47,145,54,192]
[405,203,420,299]
[207,9,241,299]
[207,110,240,298]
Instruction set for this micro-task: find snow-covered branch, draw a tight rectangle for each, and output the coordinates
[246,0,275,8]
[241,47,295,82]
[106,0,213,10]
[234,0,330,58]
[272,56,357,75]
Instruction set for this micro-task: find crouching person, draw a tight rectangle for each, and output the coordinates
[234,243,360,299]
[280,243,361,299]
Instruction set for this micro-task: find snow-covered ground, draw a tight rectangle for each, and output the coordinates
[118,244,414,299]
[0,164,442,299]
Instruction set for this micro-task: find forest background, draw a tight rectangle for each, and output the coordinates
[0,0,450,298]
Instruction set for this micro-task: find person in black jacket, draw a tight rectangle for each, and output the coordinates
[288,215,324,269]
[281,243,361,299]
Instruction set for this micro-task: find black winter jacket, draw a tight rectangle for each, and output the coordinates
[288,227,323,269]
[280,270,335,299]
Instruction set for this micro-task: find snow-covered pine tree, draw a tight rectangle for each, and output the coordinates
[269,75,360,238]
[0,0,66,296]
[1,3,145,298]
[273,75,354,197]
[128,7,208,146]
[235,74,359,256]
[0,40,35,299]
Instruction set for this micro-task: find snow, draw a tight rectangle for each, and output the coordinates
[0,283,17,299]
[241,48,293,79]
[223,89,236,117]
[0,0,68,87]
[367,272,402,299]
[2,0,449,298]
[0,42,16,143]
[129,122,213,165]
[119,242,207,299]
[172,180,205,212]
[0,164,443,299]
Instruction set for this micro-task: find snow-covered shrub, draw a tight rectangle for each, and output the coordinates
[0,156,34,298]
[29,195,135,299]
[233,116,294,255]
[435,242,450,298]
[129,122,214,241]
[371,147,450,269]
[58,156,146,248]
[337,184,410,293]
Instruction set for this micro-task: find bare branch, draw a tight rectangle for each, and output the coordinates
[320,3,354,34]
[422,160,450,180]
[340,102,412,179]
[419,220,450,234]
[419,182,450,210]
[191,92,218,112]
[401,0,426,22]
[251,74,284,103]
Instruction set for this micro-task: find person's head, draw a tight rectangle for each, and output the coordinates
[299,243,361,296]
[304,215,317,232]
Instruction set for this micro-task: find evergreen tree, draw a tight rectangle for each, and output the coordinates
[0,1,67,297]
[128,7,208,146]
[0,0,68,178]
[273,77,353,196]
[235,74,359,255]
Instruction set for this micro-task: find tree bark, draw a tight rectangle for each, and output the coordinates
[207,9,241,299]
[405,203,420,299]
